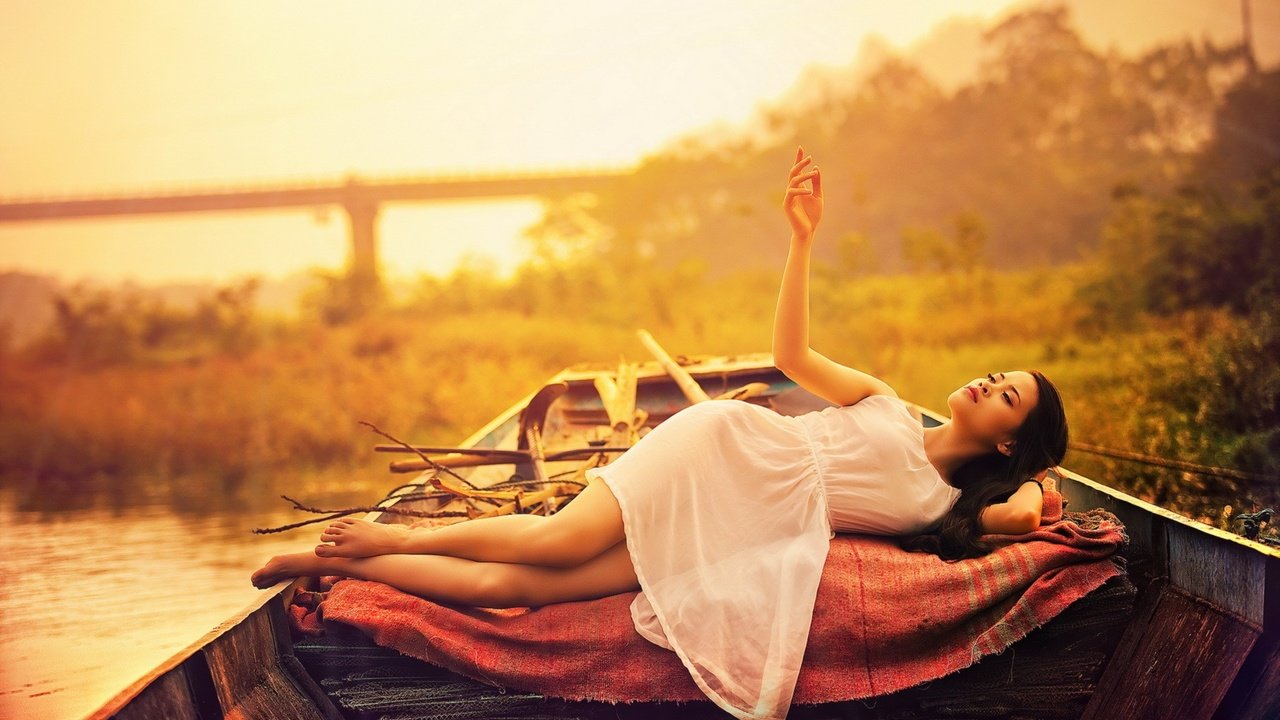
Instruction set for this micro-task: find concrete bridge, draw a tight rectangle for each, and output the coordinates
[0,167,633,300]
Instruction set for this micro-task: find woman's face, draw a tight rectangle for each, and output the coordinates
[947,370,1039,453]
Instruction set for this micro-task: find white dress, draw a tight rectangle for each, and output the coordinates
[583,394,962,720]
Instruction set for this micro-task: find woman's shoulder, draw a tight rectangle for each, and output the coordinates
[804,392,913,430]
[847,392,914,419]
[832,394,927,443]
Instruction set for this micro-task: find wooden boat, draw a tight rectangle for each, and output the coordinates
[89,335,1280,720]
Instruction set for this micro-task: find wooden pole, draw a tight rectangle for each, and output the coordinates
[637,329,711,404]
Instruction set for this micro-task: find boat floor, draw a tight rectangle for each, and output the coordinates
[291,573,1136,720]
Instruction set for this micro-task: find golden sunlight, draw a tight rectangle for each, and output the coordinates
[0,0,1018,283]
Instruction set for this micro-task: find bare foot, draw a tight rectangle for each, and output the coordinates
[251,552,320,589]
[315,517,412,558]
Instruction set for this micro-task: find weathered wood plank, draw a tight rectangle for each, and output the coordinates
[267,597,345,720]
[91,583,285,720]
[1082,585,1257,719]
[202,606,325,720]
[1217,626,1280,720]
[1168,520,1268,625]
[110,667,203,720]
[1081,574,1167,720]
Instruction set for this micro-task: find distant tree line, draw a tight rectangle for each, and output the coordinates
[525,5,1254,278]
[1079,64,1280,479]
[25,278,262,366]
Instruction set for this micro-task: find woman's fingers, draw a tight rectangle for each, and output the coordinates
[790,156,812,178]
[783,174,814,190]
[787,146,821,202]
[788,169,819,188]
[785,167,819,206]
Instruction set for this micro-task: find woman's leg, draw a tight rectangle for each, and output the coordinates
[251,540,640,607]
[316,476,626,569]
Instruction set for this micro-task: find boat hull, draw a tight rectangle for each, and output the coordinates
[91,353,1280,719]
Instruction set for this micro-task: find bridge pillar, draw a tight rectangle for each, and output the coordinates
[343,196,381,311]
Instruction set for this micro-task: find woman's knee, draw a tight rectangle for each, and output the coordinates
[473,564,527,608]
[516,542,639,606]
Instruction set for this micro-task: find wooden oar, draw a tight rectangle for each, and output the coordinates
[636,329,711,404]
[593,357,645,447]
[389,454,512,472]
[374,445,530,457]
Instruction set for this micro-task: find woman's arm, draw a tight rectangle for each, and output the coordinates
[773,147,896,406]
[978,481,1044,534]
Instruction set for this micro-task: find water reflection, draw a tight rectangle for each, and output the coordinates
[0,473,385,719]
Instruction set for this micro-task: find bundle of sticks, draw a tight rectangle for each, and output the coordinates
[373,330,769,521]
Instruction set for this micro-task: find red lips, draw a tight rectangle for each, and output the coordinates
[966,386,978,402]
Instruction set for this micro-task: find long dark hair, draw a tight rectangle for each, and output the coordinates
[898,370,1068,561]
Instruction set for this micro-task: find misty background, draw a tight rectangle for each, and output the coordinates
[1,2,1278,717]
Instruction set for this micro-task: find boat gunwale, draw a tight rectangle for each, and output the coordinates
[85,580,306,719]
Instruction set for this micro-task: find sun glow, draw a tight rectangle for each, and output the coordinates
[0,0,1016,283]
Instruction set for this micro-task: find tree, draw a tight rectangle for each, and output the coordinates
[1076,183,1159,327]
[836,231,879,276]
[951,210,988,274]
[900,211,988,274]
[901,226,948,273]
[1195,68,1280,198]
[521,5,1241,275]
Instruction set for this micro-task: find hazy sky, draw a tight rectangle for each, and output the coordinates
[0,0,1264,284]
[0,0,1028,283]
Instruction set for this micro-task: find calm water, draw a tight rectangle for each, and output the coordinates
[0,477,375,720]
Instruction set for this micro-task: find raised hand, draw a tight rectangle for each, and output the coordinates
[783,146,823,239]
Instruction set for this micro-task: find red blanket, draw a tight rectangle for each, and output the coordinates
[291,488,1127,704]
